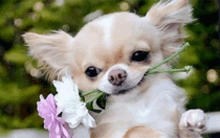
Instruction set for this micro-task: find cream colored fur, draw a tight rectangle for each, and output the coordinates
[23,0,207,138]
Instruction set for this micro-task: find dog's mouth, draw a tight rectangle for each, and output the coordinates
[113,75,145,95]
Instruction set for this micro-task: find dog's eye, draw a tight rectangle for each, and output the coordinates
[85,66,100,78]
[131,51,149,62]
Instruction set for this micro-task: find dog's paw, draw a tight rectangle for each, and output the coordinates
[179,109,207,133]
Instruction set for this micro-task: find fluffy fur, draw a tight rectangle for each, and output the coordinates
[23,0,207,137]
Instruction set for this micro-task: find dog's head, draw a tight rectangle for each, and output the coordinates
[23,0,193,95]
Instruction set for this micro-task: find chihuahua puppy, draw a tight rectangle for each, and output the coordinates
[23,0,207,137]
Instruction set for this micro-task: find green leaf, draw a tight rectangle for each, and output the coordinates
[0,64,8,77]
[96,95,106,110]
[86,101,102,113]
[0,27,15,41]
[86,101,94,110]
[4,45,29,64]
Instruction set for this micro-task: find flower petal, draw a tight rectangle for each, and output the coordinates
[46,94,56,113]
[52,74,96,131]
[55,122,61,134]
[60,124,70,138]
[44,117,52,129]
[39,94,45,101]
[82,114,96,128]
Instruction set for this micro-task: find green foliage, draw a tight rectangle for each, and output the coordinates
[0,0,219,137]
[4,45,29,64]
[176,0,219,112]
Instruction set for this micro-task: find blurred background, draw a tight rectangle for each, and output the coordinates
[0,0,219,137]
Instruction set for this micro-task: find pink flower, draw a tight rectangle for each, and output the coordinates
[37,94,70,138]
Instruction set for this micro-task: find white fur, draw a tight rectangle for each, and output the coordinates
[97,74,186,138]
[98,63,147,94]
[70,124,90,138]
[179,109,207,138]
[94,15,114,47]
[73,73,207,138]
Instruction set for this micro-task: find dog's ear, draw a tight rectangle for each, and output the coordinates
[145,0,194,58]
[22,30,74,79]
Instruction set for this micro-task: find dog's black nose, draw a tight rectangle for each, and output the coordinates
[108,69,127,86]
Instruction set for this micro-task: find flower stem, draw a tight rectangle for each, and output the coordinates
[81,89,100,96]
[147,42,190,72]
[147,66,192,75]
[85,92,104,104]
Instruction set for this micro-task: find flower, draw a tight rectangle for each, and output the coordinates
[61,101,96,128]
[37,94,70,138]
[53,75,96,129]
[53,75,80,114]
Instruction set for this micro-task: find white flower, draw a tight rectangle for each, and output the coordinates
[53,74,96,129]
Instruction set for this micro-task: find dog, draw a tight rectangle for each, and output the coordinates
[23,0,207,137]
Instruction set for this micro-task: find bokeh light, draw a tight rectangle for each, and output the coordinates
[120,2,130,11]
[207,69,219,83]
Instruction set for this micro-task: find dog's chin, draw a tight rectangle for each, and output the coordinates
[113,76,145,96]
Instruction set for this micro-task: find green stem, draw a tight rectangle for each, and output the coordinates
[147,66,191,75]
[85,92,104,104]
[81,89,99,96]
[148,42,190,71]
